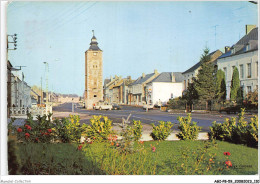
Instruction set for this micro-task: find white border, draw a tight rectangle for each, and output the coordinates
[1,0,8,176]
[1,0,259,183]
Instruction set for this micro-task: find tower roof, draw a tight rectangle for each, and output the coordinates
[88,30,102,51]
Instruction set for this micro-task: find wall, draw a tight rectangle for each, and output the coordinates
[11,75,32,107]
[85,50,103,109]
[149,82,183,106]
[217,50,258,99]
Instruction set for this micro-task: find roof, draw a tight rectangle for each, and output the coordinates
[104,79,111,86]
[149,72,184,83]
[218,27,258,59]
[87,35,102,51]
[182,50,222,74]
[31,89,40,97]
[131,73,156,85]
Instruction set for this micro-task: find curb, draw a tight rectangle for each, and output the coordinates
[140,132,209,141]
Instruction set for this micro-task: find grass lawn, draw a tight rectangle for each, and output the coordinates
[15,140,258,175]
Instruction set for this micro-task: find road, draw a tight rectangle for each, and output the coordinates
[53,103,255,132]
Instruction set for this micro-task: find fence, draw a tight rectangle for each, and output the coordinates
[9,105,52,117]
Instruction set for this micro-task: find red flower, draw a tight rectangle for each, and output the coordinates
[77,145,83,150]
[81,142,85,144]
[17,128,22,133]
[47,129,52,133]
[225,160,232,167]
[111,142,114,146]
[25,133,30,138]
[116,143,119,147]
[89,141,93,144]
[224,152,231,156]
[93,137,96,140]
[139,141,144,144]
[26,125,32,130]
[44,132,49,135]
[35,138,39,142]
[152,146,156,152]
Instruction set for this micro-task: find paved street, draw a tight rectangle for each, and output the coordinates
[52,103,256,132]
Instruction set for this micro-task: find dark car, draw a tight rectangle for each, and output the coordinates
[219,105,242,114]
[112,103,121,110]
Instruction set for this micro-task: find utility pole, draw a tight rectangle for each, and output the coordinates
[212,25,219,49]
[43,62,49,115]
[40,77,42,105]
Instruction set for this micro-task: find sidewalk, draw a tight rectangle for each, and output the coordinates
[112,123,209,141]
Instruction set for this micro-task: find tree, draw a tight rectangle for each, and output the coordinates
[183,79,199,105]
[230,67,240,101]
[215,69,226,102]
[194,48,215,110]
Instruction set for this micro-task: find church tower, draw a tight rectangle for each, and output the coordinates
[84,30,103,109]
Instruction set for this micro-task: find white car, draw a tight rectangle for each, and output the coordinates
[94,101,112,110]
[31,103,37,108]
[143,103,154,110]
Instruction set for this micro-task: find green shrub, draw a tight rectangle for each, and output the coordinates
[150,121,173,140]
[208,108,258,147]
[16,113,55,143]
[54,115,86,143]
[245,115,258,147]
[85,115,114,142]
[208,117,236,142]
[132,120,143,141]
[176,113,201,140]
[8,135,21,174]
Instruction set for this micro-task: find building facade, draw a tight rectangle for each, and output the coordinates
[146,72,184,106]
[11,73,32,107]
[217,26,258,99]
[84,31,103,109]
[128,70,160,105]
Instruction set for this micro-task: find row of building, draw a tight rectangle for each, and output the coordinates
[102,25,258,107]
[7,63,80,111]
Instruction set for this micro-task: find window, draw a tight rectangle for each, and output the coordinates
[94,95,97,97]
[184,80,186,90]
[239,64,244,79]
[247,63,251,78]
[247,86,252,93]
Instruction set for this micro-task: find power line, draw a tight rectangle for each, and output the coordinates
[46,2,98,34]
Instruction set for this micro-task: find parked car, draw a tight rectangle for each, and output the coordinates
[112,103,121,110]
[143,103,154,110]
[94,101,112,110]
[219,105,242,114]
[31,103,37,108]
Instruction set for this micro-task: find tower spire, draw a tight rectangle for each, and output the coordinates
[92,30,94,37]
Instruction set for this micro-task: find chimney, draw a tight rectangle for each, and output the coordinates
[127,76,131,80]
[246,25,256,35]
[171,72,175,82]
[154,69,158,74]
[142,73,145,78]
[225,46,230,53]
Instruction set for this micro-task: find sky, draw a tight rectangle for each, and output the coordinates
[7,1,258,96]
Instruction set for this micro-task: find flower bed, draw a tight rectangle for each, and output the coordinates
[8,139,258,175]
